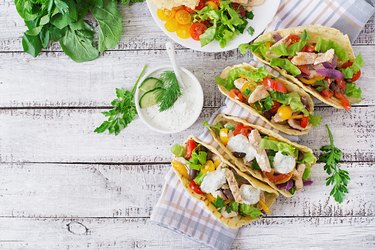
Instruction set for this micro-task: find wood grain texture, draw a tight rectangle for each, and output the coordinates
[0,107,373,163]
[0,47,374,108]
[0,1,374,53]
[0,217,373,249]
[0,162,373,218]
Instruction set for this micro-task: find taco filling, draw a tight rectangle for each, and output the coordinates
[171,138,274,218]
[243,29,363,110]
[206,117,316,196]
[216,65,321,131]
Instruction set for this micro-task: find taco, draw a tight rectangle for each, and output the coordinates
[170,136,278,228]
[241,25,363,110]
[205,114,317,197]
[216,63,320,135]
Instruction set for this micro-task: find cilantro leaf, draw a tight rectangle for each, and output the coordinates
[156,71,182,112]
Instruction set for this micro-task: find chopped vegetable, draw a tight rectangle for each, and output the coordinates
[185,139,197,159]
[260,138,297,156]
[171,144,186,157]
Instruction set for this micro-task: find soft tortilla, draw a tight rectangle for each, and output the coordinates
[252,24,355,109]
[218,63,314,135]
[208,114,317,197]
[171,135,278,228]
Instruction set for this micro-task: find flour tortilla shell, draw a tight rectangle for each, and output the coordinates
[218,63,314,135]
[252,24,355,109]
[208,114,316,197]
[171,135,278,228]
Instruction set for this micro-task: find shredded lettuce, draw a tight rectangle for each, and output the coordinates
[345,83,362,99]
[302,167,311,180]
[194,172,206,185]
[260,138,298,157]
[300,152,316,167]
[171,144,185,157]
[315,38,349,62]
[200,25,216,47]
[270,58,301,76]
[239,204,262,218]
[203,121,224,134]
[241,41,270,58]
[216,66,268,90]
[270,91,309,116]
[341,53,364,79]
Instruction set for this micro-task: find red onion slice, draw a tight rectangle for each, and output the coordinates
[316,68,344,79]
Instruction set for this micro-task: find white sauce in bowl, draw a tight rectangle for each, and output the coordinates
[136,66,204,134]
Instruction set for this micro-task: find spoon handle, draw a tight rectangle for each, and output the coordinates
[165,42,186,88]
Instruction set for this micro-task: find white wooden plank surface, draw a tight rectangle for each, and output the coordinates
[0,217,373,249]
[0,162,373,218]
[0,47,374,108]
[0,107,373,163]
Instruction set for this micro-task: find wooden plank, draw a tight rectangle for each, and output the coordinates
[0,106,373,163]
[0,2,374,53]
[0,217,373,249]
[0,47,374,108]
[0,162,373,218]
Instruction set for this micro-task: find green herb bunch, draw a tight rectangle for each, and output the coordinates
[15,0,143,62]
[319,125,350,203]
[95,64,146,135]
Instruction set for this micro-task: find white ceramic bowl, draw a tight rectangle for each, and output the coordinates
[135,66,204,134]
[146,0,280,52]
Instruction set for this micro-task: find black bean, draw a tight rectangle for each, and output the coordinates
[222,189,234,201]
[233,152,246,158]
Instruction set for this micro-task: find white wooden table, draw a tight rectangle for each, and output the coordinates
[0,2,374,249]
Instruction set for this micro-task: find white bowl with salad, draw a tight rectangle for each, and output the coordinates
[135,66,204,134]
[146,0,280,52]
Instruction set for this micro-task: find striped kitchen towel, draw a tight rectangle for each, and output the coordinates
[150,1,374,249]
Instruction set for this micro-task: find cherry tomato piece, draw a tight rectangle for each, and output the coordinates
[233,124,252,137]
[341,61,353,69]
[190,22,207,40]
[185,139,197,159]
[189,180,205,194]
[300,116,309,128]
[183,5,196,13]
[336,79,346,90]
[351,70,361,82]
[269,101,281,115]
[229,89,245,102]
[320,89,333,99]
[297,65,310,76]
[195,0,205,10]
[263,172,293,184]
[206,1,219,10]
[176,24,191,39]
[301,44,316,52]
[285,34,300,46]
[231,3,246,17]
[334,92,351,110]
[175,9,192,25]
[165,18,179,32]
[262,78,288,93]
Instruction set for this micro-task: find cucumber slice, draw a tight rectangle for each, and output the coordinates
[139,77,162,93]
[139,87,162,108]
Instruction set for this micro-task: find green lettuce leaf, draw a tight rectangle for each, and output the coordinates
[239,204,262,218]
[270,58,301,76]
[240,41,269,58]
[341,54,364,79]
[270,92,309,116]
[300,152,316,167]
[270,30,309,57]
[315,38,349,62]
[260,138,298,156]
[194,172,206,185]
[216,66,268,90]
[308,114,322,126]
[200,25,216,47]
[345,83,362,99]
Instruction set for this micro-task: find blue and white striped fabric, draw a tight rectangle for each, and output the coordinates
[151,1,374,249]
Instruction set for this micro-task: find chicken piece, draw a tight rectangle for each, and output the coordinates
[272,112,285,123]
[225,170,244,203]
[293,164,306,190]
[248,130,272,172]
[234,78,247,90]
[288,119,312,130]
[212,190,227,200]
[248,85,269,104]
[314,49,335,65]
[291,52,317,65]
[221,207,238,218]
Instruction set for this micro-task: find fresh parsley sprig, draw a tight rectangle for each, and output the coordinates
[319,125,350,203]
[94,65,147,135]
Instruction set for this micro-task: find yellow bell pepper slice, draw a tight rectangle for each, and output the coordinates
[171,160,189,179]
[259,199,271,214]
[201,160,215,174]
[300,76,325,85]
[219,128,229,145]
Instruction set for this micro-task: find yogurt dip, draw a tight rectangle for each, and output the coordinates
[136,66,203,133]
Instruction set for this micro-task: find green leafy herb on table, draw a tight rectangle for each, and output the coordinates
[94,65,147,135]
[15,0,144,62]
[319,125,350,203]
